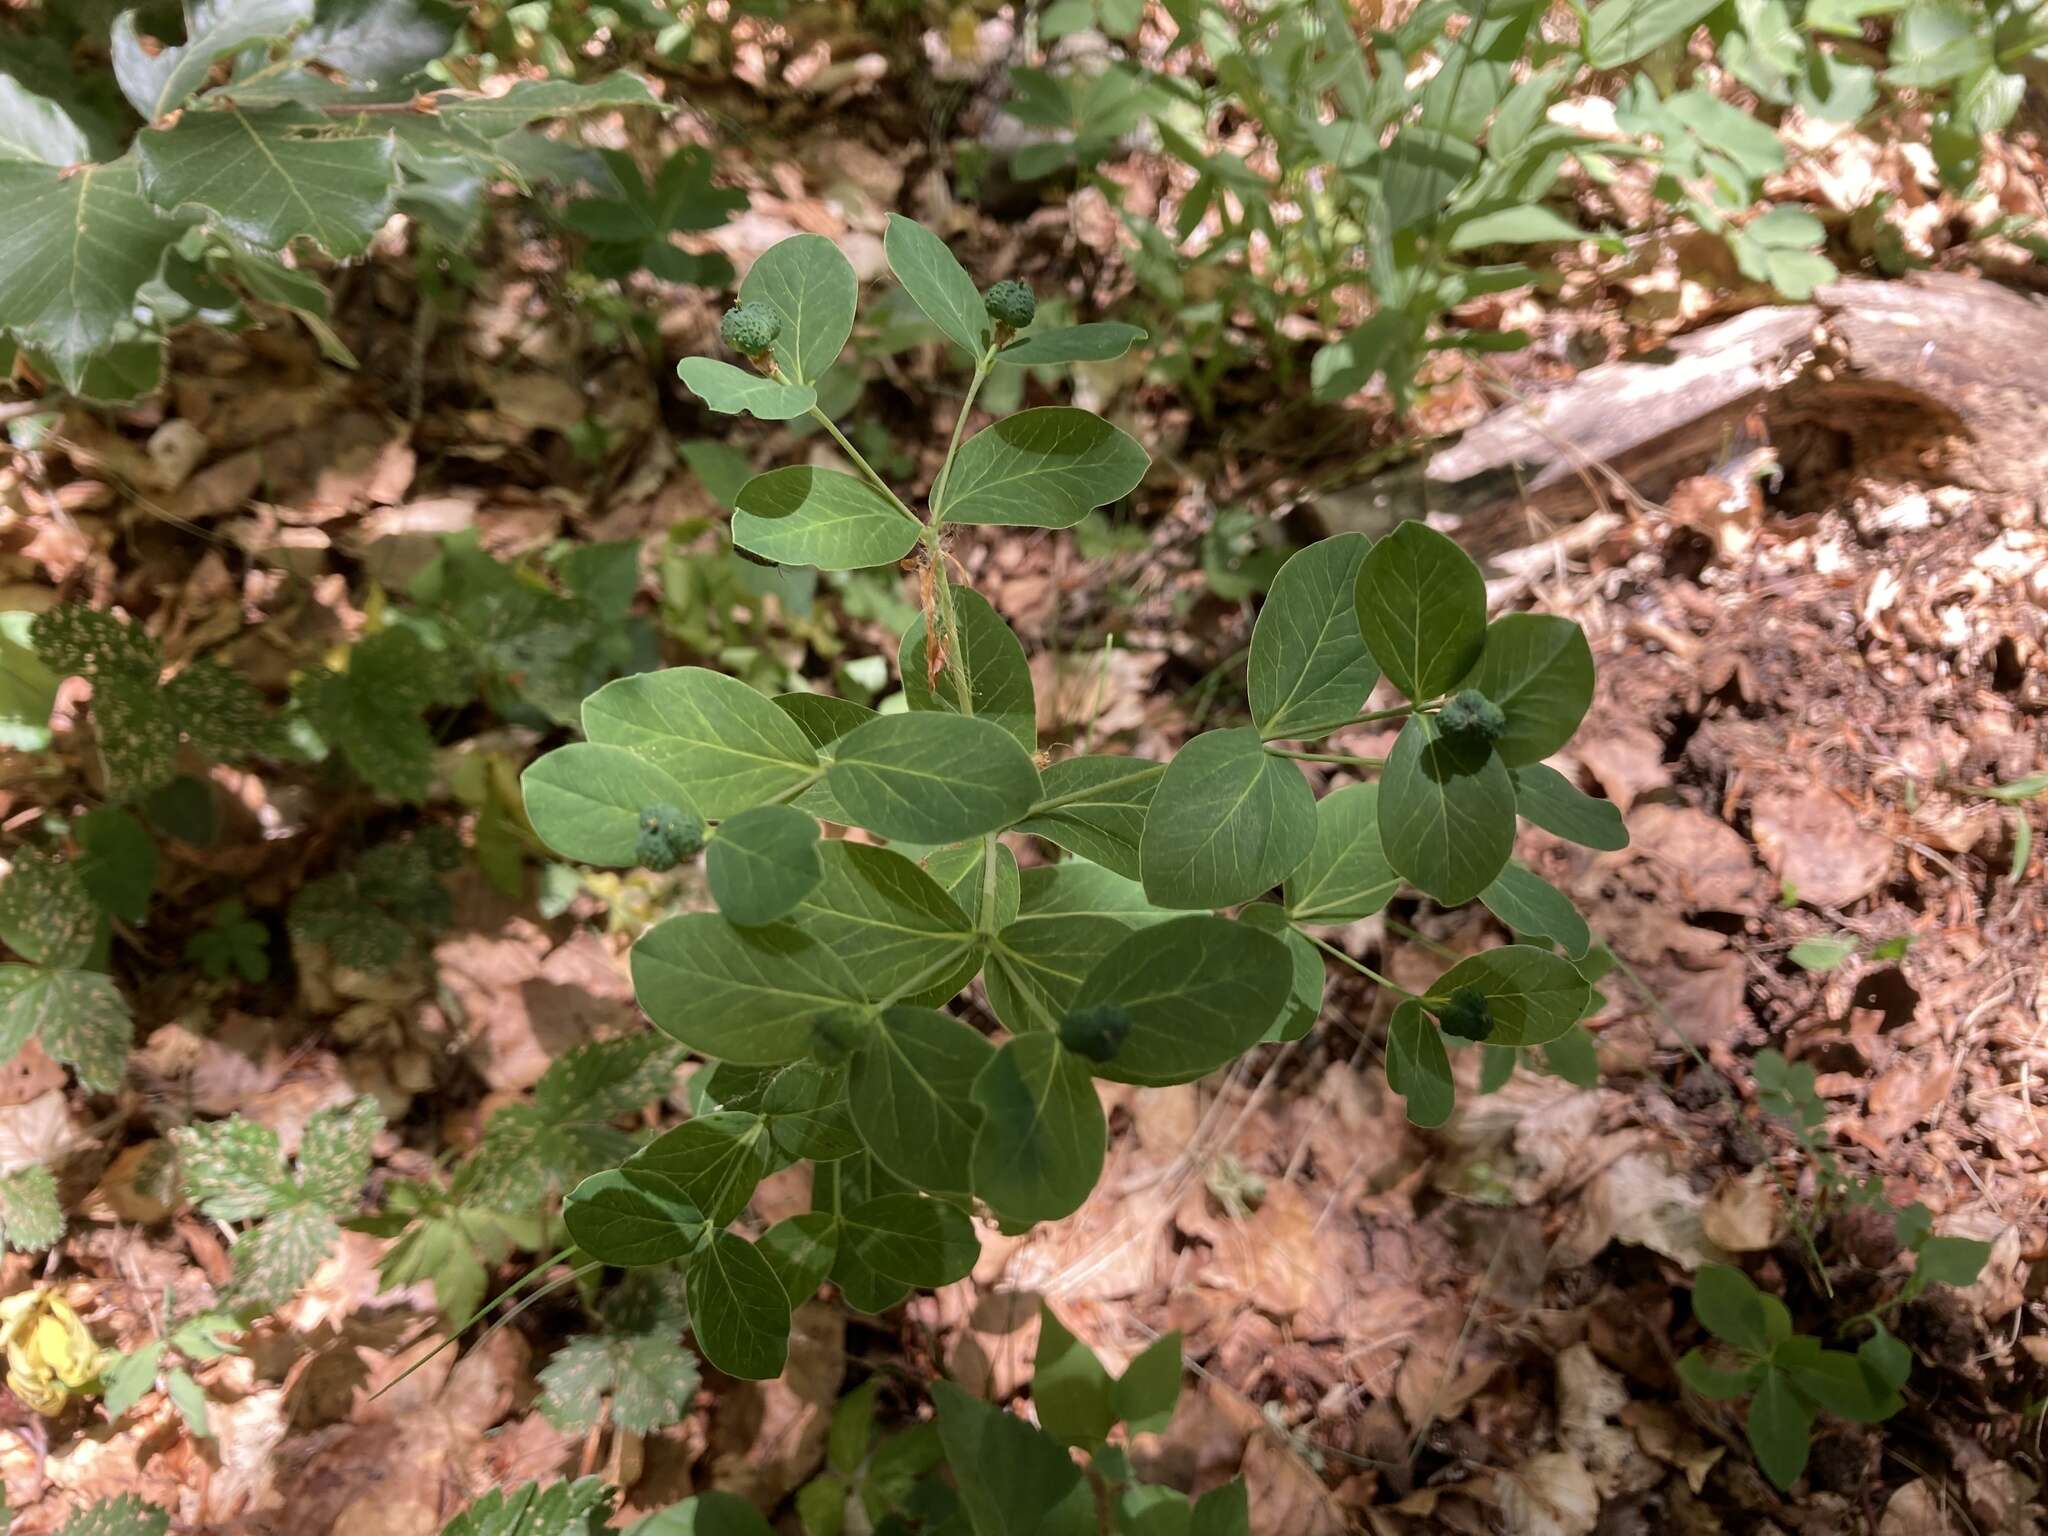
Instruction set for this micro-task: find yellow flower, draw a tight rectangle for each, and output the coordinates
[0,1289,106,1416]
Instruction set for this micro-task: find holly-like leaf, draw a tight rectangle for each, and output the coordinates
[939,408,1150,528]
[1283,781,1401,923]
[137,107,400,256]
[738,232,859,386]
[1139,729,1315,910]
[112,0,316,120]
[1378,714,1516,905]
[825,712,1041,844]
[1511,762,1629,851]
[583,667,819,819]
[1455,613,1595,767]
[1423,945,1591,1048]
[731,465,918,570]
[883,214,989,359]
[0,1163,63,1251]
[706,804,823,926]
[849,1006,992,1195]
[676,357,818,420]
[1354,520,1488,702]
[901,587,1038,754]
[0,157,183,394]
[971,1033,1105,1224]
[1248,534,1380,739]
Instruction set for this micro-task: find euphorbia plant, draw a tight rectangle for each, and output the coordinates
[518,220,1623,1379]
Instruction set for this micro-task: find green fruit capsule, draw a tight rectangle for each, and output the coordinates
[983,279,1036,330]
[1434,984,1495,1042]
[719,301,782,358]
[1439,688,1507,746]
[636,803,705,871]
[1058,1001,1133,1063]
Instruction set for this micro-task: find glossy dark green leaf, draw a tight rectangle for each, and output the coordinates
[940,409,1151,528]
[1283,781,1400,923]
[849,1006,993,1195]
[523,743,699,866]
[706,804,822,926]
[883,215,988,358]
[900,587,1037,752]
[1015,757,1162,881]
[1423,945,1591,1048]
[739,232,858,385]
[562,1167,705,1267]
[732,466,918,570]
[825,713,1040,844]
[1064,915,1293,1085]
[996,322,1146,366]
[1353,521,1487,702]
[1248,535,1380,738]
[757,1211,840,1307]
[1385,997,1455,1127]
[1139,729,1315,910]
[583,667,819,819]
[676,358,817,420]
[841,1194,980,1288]
[687,1230,791,1380]
[632,913,865,1064]
[971,1034,1105,1224]
[629,1113,773,1227]
[1378,715,1515,905]
[1511,763,1629,851]
[1456,613,1595,767]
[113,0,313,118]
[1478,861,1591,958]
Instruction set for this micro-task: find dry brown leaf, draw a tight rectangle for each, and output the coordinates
[1701,1170,1782,1252]
[1749,788,1893,909]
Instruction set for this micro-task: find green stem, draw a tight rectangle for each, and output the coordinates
[924,528,975,715]
[1268,748,1385,768]
[1263,700,1428,742]
[930,344,998,520]
[806,405,922,526]
[1302,931,1418,1000]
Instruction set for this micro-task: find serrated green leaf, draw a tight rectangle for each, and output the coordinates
[677,357,819,419]
[1139,729,1315,910]
[1248,535,1380,739]
[901,587,1037,753]
[883,215,989,358]
[0,1163,62,1251]
[584,667,819,819]
[707,804,823,926]
[0,852,98,968]
[174,1116,288,1220]
[996,323,1147,366]
[1385,998,1454,1127]
[849,1005,992,1196]
[1378,714,1515,905]
[731,466,917,570]
[56,1493,172,1536]
[687,1229,790,1380]
[0,157,182,394]
[1478,861,1591,958]
[522,743,700,867]
[1354,521,1488,702]
[633,913,865,1064]
[540,1331,700,1435]
[1423,945,1590,1048]
[440,1477,613,1536]
[739,232,859,386]
[160,657,274,760]
[1511,762,1630,851]
[1014,757,1161,881]
[294,1097,381,1213]
[113,0,316,120]
[939,408,1150,528]
[228,1200,340,1311]
[1064,915,1293,1085]
[0,76,90,165]
[18,967,131,1092]
[971,1033,1104,1224]
[137,107,399,256]
[1283,781,1401,923]
[1455,613,1594,767]
[825,712,1040,844]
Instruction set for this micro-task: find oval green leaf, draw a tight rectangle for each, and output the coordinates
[629,1112,774,1227]
[706,804,823,926]
[1478,860,1591,958]
[1283,780,1401,923]
[1139,729,1315,910]
[1456,613,1595,767]
[1510,763,1630,851]
[793,842,979,1006]
[733,465,919,571]
[676,357,818,420]
[841,1193,980,1288]
[562,1167,705,1267]
[1354,520,1488,702]
[757,1212,840,1307]
[825,712,1041,843]
[583,667,818,820]
[883,214,988,358]
[995,322,1147,366]
[1378,715,1515,905]
[739,231,858,386]
[971,1034,1105,1225]
[1385,998,1454,1127]
[1424,944,1591,1048]
[1239,903,1324,1042]
[1248,534,1381,738]
[632,913,865,1064]
[940,408,1151,528]
[522,743,699,867]
[849,1006,994,1196]
[900,586,1037,752]
[688,1230,792,1380]
[1015,757,1162,882]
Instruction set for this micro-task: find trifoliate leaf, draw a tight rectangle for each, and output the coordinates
[91,664,185,799]
[4,968,133,1092]
[227,1200,340,1312]
[0,1164,63,1252]
[295,1098,381,1212]
[173,1116,289,1220]
[162,659,275,760]
[30,605,161,680]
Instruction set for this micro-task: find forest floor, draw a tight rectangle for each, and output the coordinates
[4,18,2047,1536]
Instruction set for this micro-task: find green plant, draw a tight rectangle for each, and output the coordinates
[185,900,273,984]
[0,852,135,1094]
[171,1097,382,1314]
[535,1267,699,1438]
[1678,1210,1991,1490]
[0,1,664,401]
[513,223,1617,1379]
[53,1494,171,1536]
[101,1305,242,1439]
[564,144,745,285]
[289,826,461,970]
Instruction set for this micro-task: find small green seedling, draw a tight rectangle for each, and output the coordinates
[185,901,270,984]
